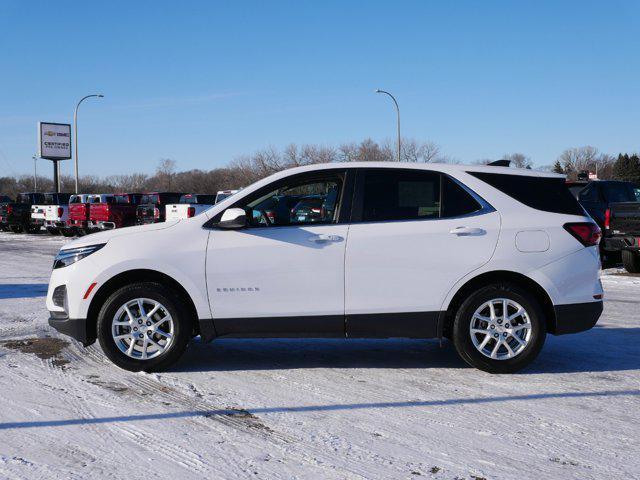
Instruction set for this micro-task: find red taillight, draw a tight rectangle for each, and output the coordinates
[564,222,602,247]
[187,206,196,218]
[604,208,611,230]
[6,205,12,215]
[57,207,63,217]
[154,207,160,218]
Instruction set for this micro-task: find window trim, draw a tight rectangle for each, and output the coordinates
[350,168,494,225]
[204,168,355,229]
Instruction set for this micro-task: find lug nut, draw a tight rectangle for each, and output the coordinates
[490,325,495,329]
[147,330,152,336]
[146,321,151,326]
[138,319,143,325]
[138,333,144,339]
[505,323,510,328]
[503,332,508,337]
[133,327,138,331]
[497,319,503,325]
[493,333,499,338]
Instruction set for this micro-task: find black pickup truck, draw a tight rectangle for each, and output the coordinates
[136,192,184,225]
[578,181,640,272]
[0,192,45,233]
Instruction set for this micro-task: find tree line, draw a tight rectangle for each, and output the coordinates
[1,139,639,199]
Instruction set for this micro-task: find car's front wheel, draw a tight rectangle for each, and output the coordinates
[97,282,193,371]
[452,283,546,373]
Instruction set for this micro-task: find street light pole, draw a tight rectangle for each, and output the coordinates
[375,89,401,162]
[74,94,104,193]
[32,155,37,192]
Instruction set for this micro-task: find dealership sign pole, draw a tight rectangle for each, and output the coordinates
[38,122,72,193]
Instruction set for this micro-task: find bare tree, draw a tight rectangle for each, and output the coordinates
[502,153,533,169]
[557,146,614,180]
[155,158,177,190]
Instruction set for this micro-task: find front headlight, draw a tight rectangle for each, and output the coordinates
[53,244,106,269]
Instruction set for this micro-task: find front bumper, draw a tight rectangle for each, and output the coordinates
[48,313,93,346]
[552,300,603,335]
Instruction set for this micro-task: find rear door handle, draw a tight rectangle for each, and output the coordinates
[449,226,486,236]
[308,234,344,243]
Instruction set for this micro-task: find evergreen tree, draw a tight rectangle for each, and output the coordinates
[552,160,564,174]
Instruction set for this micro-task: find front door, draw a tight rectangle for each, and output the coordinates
[206,170,350,337]
[345,168,500,338]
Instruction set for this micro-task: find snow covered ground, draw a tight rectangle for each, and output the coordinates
[0,231,638,480]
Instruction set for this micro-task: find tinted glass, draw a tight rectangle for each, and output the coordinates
[361,170,440,222]
[579,184,599,202]
[114,195,130,204]
[441,176,482,217]
[603,182,637,203]
[469,172,584,216]
[140,194,160,204]
[246,178,342,227]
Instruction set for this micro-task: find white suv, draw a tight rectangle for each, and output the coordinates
[47,163,603,373]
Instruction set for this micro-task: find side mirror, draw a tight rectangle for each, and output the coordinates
[218,208,246,229]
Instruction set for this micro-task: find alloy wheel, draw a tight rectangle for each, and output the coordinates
[469,298,532,360]
[111,298,174,360]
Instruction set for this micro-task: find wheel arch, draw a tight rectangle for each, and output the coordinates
[85,269,200,345]
[440,270,558,338]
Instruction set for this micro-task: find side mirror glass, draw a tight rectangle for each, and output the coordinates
[218,208,246,229]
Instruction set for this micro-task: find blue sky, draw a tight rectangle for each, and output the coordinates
[1,0,639,177]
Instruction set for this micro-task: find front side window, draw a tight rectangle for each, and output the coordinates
[244,177,343,227]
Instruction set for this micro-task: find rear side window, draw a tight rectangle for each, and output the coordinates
[469,172,584,216]
[603,182,636,203]
[356,170,483,222]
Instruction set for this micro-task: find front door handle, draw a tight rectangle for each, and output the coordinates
[308,234,344,243]
[449,226,486,236]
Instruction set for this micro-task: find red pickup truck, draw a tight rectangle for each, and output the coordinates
[89,193,142,230]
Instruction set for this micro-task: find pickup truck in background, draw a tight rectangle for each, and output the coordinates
[68,194,107,236]
[1,193,45,233]
[578,180,640,272]
[89,193,142,230]
[136,192,183,225]
[41,193,72,235]
[215,189,240,204]
[165,193,217,220]
[0,195,12,231]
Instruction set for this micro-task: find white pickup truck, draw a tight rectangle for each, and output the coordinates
[44,193,73,236]
[165,194,217,221]
[32,193,72,235]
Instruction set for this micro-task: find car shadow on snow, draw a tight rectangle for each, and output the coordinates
[172,326,640,374]
[0,283,48,300]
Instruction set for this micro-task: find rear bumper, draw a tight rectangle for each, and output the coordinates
[602,236,639,252]
[48,313,94,346]
[552,301,603,335]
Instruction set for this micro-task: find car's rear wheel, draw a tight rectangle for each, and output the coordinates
[452,283,546,373]
[61,228,76,237]
[622,250,640,273]
[97,282,193,371]
[46,227,60,235]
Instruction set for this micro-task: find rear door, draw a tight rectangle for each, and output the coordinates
[345,168,500,338]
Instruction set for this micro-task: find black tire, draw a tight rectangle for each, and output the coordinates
[452,283,546,374]
[61,228,76,237]
[622,250,640,274]
[46,227,60,235]
[97,282,193,372]
[9,225,23,233]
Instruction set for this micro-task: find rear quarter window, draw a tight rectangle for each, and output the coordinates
[469,171,584,216]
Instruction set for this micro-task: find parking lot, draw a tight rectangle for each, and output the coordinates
[0,231,638,479]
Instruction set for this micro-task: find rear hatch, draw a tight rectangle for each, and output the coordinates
[69,203,90,222]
